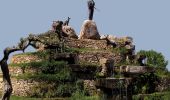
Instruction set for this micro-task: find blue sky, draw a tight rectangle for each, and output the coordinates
[0,0,170,70]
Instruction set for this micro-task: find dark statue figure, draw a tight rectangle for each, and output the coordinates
[87,0,95,20]
[63,17,71,26]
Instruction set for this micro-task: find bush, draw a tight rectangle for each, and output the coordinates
[30,83,76,98]
[133,92,170,100]
[70,91,99,100]
[132,73,158,94]
[137,50,168,69]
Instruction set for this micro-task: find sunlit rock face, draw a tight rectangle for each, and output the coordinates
[99,58,114,77]
[79,20,100,40]
[62,25,78,39]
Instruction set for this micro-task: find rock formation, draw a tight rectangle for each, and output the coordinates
[0,1,168,99]
[62,25,78,39]
[62,17,78,39]
[79,20,100,39]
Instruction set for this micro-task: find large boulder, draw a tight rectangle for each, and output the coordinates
[79,20,100,39]
[62,25,78,39]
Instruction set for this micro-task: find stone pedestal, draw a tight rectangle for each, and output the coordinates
[79,20,100,39]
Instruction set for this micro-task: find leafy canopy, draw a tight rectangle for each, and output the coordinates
[137,50,168,69]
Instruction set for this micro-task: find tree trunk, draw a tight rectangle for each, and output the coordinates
[1,59,12,100]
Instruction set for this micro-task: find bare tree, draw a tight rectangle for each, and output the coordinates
[0,42,28,99]
[0,20,64,99]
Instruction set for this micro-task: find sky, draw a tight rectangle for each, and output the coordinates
[0,0,170,70]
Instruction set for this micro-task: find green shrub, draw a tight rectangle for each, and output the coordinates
[16,71,73,82]
[10,60,68,74]
[132,73,158,94]
[57,84,76,97]
[137,50,168,69]
[112,47,129,54]
[30,82,77,98]
[133,92,170,100]
[70,91,99,100]
[14,50,49,59]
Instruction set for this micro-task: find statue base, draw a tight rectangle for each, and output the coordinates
[79,20,100,40]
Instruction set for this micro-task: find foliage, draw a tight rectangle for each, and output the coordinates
[35,50,50,59]
[14,50,49,59]
[39,31,61,43]
[69,80,99,100]
[132,73,159,94]
[29,79,85,98]
[10,60,68,74]
[14,60,75,82]
[16,73,72,82]
[40,60,68,74]
[30,82,76,98]
[155,67,170,77]
[70,91,99,100]
[0,93,65,100]
[133,92,170,100]
[112,47,129,54]
[79,61,99,67]
[137,50,168,69]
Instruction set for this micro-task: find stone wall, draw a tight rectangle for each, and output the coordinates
[65,38,112,50]
[79,52,124,65]
[10,52,124,68]
[0,78,33,96]
[10,54,41,64]
[9,38,128,66]
[9,67,42,76]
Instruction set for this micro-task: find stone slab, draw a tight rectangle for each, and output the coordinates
[119,66,155,74]
[95,78,132,89]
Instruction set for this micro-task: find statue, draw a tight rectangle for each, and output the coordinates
[62,17,78,39]
[87,0,95,20]
[79,0,100,39]
[63,17,71,26]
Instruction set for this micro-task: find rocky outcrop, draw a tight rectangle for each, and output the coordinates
[79,20,100,39]
[65,38,112,50]
[62,25,78,39]
[101,35,134,47]
[98,58,114,77]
